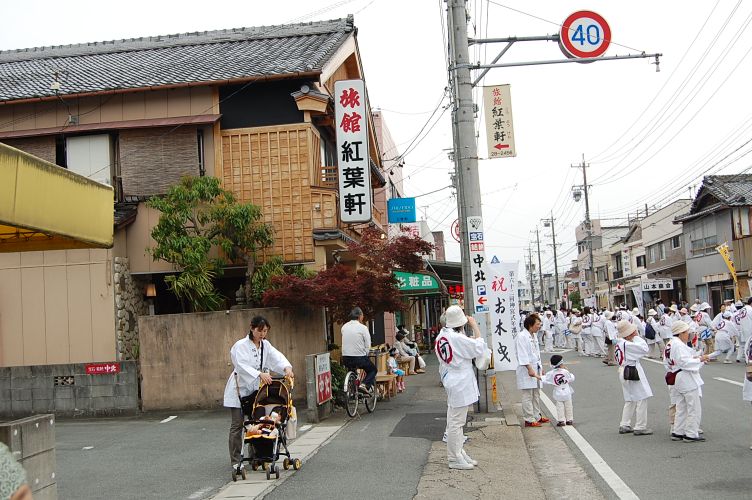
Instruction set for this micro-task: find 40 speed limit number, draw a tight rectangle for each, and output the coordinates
[559,10,611,60]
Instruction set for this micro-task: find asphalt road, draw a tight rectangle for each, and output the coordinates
[56,410,230,499]
[540,349,752,500]
[264,358,447,500]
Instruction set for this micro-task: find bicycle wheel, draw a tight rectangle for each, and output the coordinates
[364,384,377,413]
[345,372,359,417]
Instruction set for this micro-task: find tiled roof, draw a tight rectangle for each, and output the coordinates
[676,174,752,222]
[0,16,354,102]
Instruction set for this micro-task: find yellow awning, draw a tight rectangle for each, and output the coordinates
[0,142,113,252]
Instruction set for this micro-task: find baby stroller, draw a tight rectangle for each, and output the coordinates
[239,377,301,481]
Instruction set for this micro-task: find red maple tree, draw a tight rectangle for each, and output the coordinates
[263,227,434,322]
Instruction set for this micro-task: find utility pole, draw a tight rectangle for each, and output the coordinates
[572,154,594,307]
[527,247,535,311]
[536,227,544,308]
[542,212,560,307]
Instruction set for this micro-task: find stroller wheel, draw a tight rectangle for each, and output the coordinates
[266,468,271,481]
[241,467,247,480]
[292,458,302,470]
[283,458,291,470]
[275,468,280,479]
[231,468,237,482]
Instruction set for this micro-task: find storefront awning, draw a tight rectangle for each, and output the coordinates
[0,143,113,252]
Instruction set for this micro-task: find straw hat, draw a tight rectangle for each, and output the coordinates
[617,319,637,338]
[647,308,658,316]
[444,305,468,328]
[671,320,690,336]
[690,304,699,312]
[572,308,580,314]
[699,302,711,311]
[604,310,614,320]
[669,304,678,312]
[680,307,688,314]
[632,308,640,315]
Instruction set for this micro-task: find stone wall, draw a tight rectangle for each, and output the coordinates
[113,257,149,361]
[0,362,139,418]
[139,307,327,410]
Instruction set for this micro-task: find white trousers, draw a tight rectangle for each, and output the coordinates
[544,332,553,352]
[581,333,593,355]
[592,336,607,356]
[521,387,542,423]
[555,399,573,422]
[674,389,702,439]
[620,398,648,431]
[446,404,470,462]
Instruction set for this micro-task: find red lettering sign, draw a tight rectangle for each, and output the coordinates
[85,363,121,375]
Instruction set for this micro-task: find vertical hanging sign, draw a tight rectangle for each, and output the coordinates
[467,216,489,313]
[335,79,372,223]
[483,84,516,158]
[488,260,519,371]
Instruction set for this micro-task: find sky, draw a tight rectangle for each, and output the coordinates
[3,0,752,279]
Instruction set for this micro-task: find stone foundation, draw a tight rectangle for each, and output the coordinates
[113,257,149,361]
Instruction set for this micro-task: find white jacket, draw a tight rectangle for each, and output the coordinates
[591,315,605,338]
[669,337,705,396]
[615,336,652,401]
[435,328,488,408]
[734,305,752,343]
[743,337,752,401]
[515,330,542,390]
[658,313,674,340]
[542,367,575,401]
[223,338,292,408]
[604,321,618,342]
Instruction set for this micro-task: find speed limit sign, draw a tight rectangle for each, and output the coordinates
[559,11,611,60]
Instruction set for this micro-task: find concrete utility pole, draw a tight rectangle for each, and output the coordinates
[527,247,535,311]
[572,155,594,305]
[536,228,544,308]
[542,212,560,307]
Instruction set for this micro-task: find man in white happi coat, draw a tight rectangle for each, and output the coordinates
[581,307,595,357]
[542,310,555,353]
[603,311,618,366]
[554,307,568,348]
[734,298,752,362]
[694,302,716,356]
[666,320,709,442]
[516,313,549,427]
[614,320,653,435]
[659,307,675,353]
[590,310,607,358]
[569,309,583,352]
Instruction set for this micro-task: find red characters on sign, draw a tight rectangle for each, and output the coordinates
[339,88,360,108]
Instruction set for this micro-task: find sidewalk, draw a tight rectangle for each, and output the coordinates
[210,413,349,499]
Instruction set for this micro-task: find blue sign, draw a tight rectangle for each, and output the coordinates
[387,197,417,224]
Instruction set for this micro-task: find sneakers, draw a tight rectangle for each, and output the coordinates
[537,416,550,424]
[634,428,654,436]
[524,421,542,427]
[618,426,633,434]
[461,450,478,466]
[448,459,474,470]
[442,433,469,443]
[671,433,685,441]
[683,435,706,442]
[556,421,566,427]
[566,420,574,426]
[724,360,733,364]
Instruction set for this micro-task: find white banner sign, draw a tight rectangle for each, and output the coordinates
[467,216,490,313]
[335,79,372,223]
[622,248,632,278]
[488,260,519,371]
[641,279,673,291]
[483,84,516,158]
[632,287,644,315]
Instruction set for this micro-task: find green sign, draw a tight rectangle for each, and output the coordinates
[394,271,439,291]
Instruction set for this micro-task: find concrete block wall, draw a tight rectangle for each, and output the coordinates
[0,414,58,499]
[0,361,138,418]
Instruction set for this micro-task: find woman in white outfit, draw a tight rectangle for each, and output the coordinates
[569,309,583,352]
[435,305,489,470]
[614,320,653,435]
[667,320,709,442]
[516,313,549,427]
[591,311,607,358]
[581,307,594,356]
[645,309,663,359]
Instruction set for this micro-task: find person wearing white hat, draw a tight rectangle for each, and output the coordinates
[614,319,653,435]
[590,309,608,358]
[708,310,738,363]
[658,307,675,351]
[434,305,489,469]
[542,310,555,353]
[666,320,709,442]
[516,313,548,427]
[554,307,568,349]
[694,302,716,356]
[603,311,618,366]
[645,309,664,359]
[734,298,752,363]
[580,307,594,357]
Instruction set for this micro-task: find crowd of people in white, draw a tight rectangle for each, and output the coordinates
[515,298,752,446]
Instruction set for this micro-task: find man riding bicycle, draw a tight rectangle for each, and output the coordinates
[341,307,377,393]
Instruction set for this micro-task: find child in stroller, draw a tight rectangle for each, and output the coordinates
[238,377,301,481]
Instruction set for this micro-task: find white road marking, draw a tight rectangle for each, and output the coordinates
[82,446,94,450]
[160,415,178,423]
[714,377,744,387]
[539,392,639,500]
[360,423,370,432]
[188,486,213,499]
[298,424,312,433]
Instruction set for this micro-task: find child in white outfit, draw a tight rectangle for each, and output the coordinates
[542,354,575,426]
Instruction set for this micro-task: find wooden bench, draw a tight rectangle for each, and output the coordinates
[375,373,397,400]
[398,359,412,375]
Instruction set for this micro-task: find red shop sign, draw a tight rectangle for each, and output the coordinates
[85,363,121,375]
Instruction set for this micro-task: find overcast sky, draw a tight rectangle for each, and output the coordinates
[3,0,752,278]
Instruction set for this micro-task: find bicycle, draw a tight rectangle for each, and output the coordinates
[343,365,377,418]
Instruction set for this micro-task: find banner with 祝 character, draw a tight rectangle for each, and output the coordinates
[487,259,519,371]
[483,84,516,159]
[335,79,372,223]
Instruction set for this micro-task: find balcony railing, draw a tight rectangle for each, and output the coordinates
[316,165,338,189]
